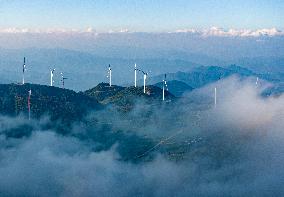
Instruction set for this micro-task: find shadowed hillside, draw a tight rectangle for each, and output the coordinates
[85,83,175,111]
[0,83,101,122]
[84,82,126,102]
[154,80,194,97]
[0,82,176,120]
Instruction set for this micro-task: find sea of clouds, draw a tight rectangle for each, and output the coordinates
[0,77,283,196]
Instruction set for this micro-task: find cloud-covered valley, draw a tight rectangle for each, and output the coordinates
[0,77,283,196]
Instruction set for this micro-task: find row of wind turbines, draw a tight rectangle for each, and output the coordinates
[22,59,167,97]
[21,58,169,119]
[112,63,168,101]
[20,57,224,104]
[101,63,169,99]
[21,56,247,120]
[21,58,169,120]
[23,58,68,89]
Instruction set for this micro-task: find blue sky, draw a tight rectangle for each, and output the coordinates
[0,0,283,32]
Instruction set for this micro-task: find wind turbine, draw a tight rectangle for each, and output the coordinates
[136,69,149,94]
[134,63,137,87]
[28,89,31,120]
[108,64,112,87]
[135,66,149,93]
[214,87,217,108]
[50,68,55,86]
[61,73,68,89]
[142,71,148,94]
[22,57,27,84]
[256,77,259,85]
[213,76,222,108]
[162,74,168,101]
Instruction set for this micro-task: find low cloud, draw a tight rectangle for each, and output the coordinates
[174,27,284,37]
[0,77,284,196]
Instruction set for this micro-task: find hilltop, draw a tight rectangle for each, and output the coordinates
[0,82,175,120]
[84,83,175,111]
[84,82,125,102]
[0,83,101,123]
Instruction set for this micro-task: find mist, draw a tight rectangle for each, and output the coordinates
[0,77,284,196]
[1,32,284,60]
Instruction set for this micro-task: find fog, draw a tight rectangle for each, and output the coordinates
[0,77,283,196]
[1,32,284,60]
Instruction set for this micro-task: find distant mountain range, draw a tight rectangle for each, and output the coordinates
[144,65,283,97]
[0,47,283,91]
[154,80,194,97]
[233,56,284,73]
[1,31,284,60]
[148,65,283,88]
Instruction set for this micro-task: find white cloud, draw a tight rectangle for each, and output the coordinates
[173,27,284,37]
[0,27,132,34]
[0,28,31,33]
[86,27,94,33]
[0,27,283,37]
[0,27,98,34]
[119,28,130,33]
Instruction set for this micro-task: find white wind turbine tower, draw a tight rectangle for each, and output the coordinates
[134,63,137,87]
[134,66,149,93]
[214,87,217,108]
[256,77,259,85]
[162,74,168,101]
[22,57,27,84]
[142,71,148,94]
[108,64,112,87]
[50,69,55,86]
[214,76,222,108]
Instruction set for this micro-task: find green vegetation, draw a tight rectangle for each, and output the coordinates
[0,83,101,122]
[84,83,175,111]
